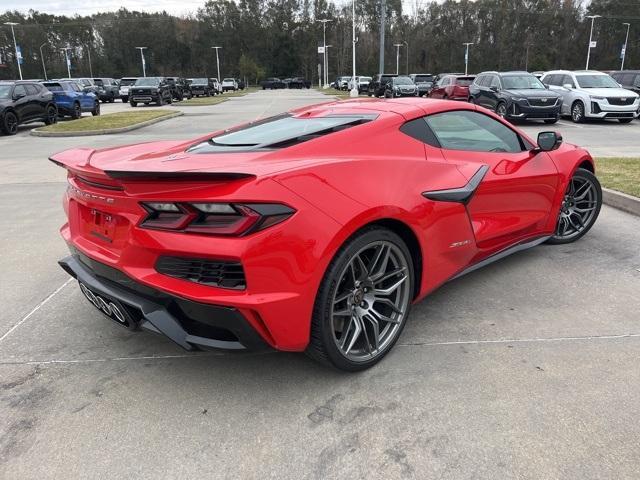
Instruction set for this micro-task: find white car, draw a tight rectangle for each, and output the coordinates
[347,76,372,93]
[221,78,238,92]
[118,77,138,102]
[541,70,639,123]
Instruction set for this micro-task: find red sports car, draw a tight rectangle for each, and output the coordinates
[52,98,602,371]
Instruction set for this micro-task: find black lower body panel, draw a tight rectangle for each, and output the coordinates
[58,253,270,352]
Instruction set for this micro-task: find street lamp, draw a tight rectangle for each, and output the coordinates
[211,46,222,82]
[317,19,332,87]
[86,46,93,78]
[4,22,22,80]
[393,43,403,75]
[585,15,601,70]
[463,42,473,75]
[325,45,333,85]
[61,47,73,78]
[621,23,631,70]
[39,43,48,80]
[349,0,358,97]
[135,46,147,77]
[403,40,409,74]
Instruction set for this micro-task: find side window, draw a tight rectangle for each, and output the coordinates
[543,74,556,86]
[25,84,39,95]
[489,75,500,89]
[634,74,640,87]
[71,83,81,92]
[479,75,489,87]
[399,118,440,148]
[425,110,524,153]
[13,85,27,97]
[562,75,575,88]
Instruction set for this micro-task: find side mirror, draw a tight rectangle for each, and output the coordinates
[536,131,563,152]
[562,83,573,90]
[13,92,25,100]
[490,86,499,92]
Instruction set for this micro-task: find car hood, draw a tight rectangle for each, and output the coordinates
[504,89,558,98]
[578,87,639,97]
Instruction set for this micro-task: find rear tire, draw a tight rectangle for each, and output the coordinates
[44,105,58,125]
[306,227,414,371]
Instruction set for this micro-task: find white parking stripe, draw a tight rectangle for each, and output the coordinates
[0,278,73,343]
[398,332,640,347]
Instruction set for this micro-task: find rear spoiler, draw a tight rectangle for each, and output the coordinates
[49,149,254,182]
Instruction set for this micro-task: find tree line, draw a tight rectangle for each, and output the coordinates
[0,0,638,83]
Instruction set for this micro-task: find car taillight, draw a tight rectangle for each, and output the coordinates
[140,202,295,236]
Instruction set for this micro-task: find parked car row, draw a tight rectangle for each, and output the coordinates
[260,77,311,89]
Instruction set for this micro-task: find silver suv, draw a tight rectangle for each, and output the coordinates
[541,70,639,123]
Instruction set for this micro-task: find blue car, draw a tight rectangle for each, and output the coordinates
[42,80,100,119]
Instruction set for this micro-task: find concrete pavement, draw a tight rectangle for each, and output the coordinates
[1,90,640,479]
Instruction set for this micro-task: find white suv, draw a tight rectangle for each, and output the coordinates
[541,70,639,123]
[221,78,238,92]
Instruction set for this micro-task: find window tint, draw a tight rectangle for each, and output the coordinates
[425,110,524,153]
[488,75,500,88]
[543,74,557,86]
[561,75,576,88]
[399,118,440,147]
[25,84,39,95]
[70,83,81,92]
[13,85,27,97]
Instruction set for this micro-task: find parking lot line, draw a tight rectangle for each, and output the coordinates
[0,278,72,343]
[398,332,640,347]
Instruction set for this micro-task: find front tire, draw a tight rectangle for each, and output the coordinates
[130,101,137,107]
[92,101,100,116]
[571,101,585,123]
[1,111,19,135]
[71,102,82,120]
[547,168,602,245]
[495,102,507,118]
[306,227,414,371]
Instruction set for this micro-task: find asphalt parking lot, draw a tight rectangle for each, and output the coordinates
[1,90,640,479]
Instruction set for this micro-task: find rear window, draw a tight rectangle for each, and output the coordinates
[455,77,475,86]
[43,83,64,92]
[413,75,434,83]
[189,113,376,152]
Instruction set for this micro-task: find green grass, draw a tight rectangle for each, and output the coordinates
[596,157,640,198]
[313,88,366,100]
[181,96,229,106]
[39,110,176,133]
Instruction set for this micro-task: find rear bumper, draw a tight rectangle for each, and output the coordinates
[59,252,271,352]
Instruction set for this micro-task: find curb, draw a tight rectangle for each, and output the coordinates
[603,187,640,216]
[179,98,229,107]
[30,111,183,137]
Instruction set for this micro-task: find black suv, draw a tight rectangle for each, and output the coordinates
[261,78,286,89]
[384,76,418,97]
[409,73,435,96]
[129,77,173,106]
[189,78,214,97]
[93,78,119,103]
[367,74,397,97]
[166,77,192,101]
[469,71,562,123]
[0,81,58,135]
[610,71,640,96]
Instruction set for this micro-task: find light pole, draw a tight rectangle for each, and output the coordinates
[349,0,358,97]
[211,47,222,82]
[86,46,93,77]
[325,45,333,86]
[621,23,631,70]
[463,42,473,75]
[403,40,409,74]
[393,43,402,75]
[585,15,601,70]
[317,19,332,87]
[39,43,48,80]
[135,46,147,77]
[4,22,22,80]
[61,47,72,78]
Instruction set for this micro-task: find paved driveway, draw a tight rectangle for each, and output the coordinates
[1,90,640,479]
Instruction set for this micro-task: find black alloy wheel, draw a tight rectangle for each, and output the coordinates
[1,111,19,135]
[44,106,58,125]
[306,227,413,371]
[547,168,602,244]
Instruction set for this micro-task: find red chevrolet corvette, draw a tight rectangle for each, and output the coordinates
[52,98,602,371]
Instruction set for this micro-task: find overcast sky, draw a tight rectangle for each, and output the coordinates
[3,0,207,16]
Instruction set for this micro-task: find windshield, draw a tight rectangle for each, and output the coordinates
[0,85,13,98]
[211,115,368,146]
[414,75,434,83]
[223,78,234,82]
[120,78,137,86]
[43,83,63,92]
[135,77,161,86]
[502,75,545,90]
[394,77,413,85]
[360,77,371,82]
[576,74,619,88]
